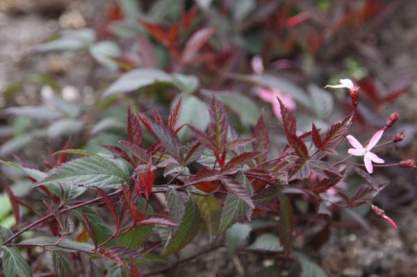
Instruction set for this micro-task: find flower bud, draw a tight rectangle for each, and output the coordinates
[350,90,359,106]
[386,112,399,129]
[393,131,405,143]
[400,159,416,168]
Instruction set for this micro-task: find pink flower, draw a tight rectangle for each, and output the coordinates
[346,129,385,174]
[256,87,296,120]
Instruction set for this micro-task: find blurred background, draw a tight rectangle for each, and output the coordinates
[0,0,416,275]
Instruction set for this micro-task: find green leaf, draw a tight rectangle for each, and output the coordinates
[17,236,94,252]
[40,155,131,198]
[104,69,198,97]
[175,96,210,138]
[47,119,84,138]
[295,253,328,277]
[233,0,255,21]
[89,41,121,71]
[248,234,282,252]
[219,194,250,233]
[0,226,12,243]
[0,131,44,156]
[36,29,95,52]
[163,199,201,255]
[217,92,260,126]
[1,246,32,277]
[308,85,333,118]
[194,195,221,237]
[0,160,46,181]
[77,208,113,244]
[91,117,124,135]
[52,251,73,277]
[4,106,61,120]
[172,74,199,94]
[109,225,153,249]
[225,223,251,255]
[166,188,186,224]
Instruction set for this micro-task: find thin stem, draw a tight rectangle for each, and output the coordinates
[144,243,223,276]
[2,189,123,245]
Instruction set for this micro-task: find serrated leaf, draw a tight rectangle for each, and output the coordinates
[221,178,254,209]
[219,194,250,233]
[320,115,353,153]
[78,207,113,244]
[163,200,201,255]
[225,223,251,255]
[166,188,186,224]
[1,246,31,277]
[17,237,94,252]
[52,251,73,277]
[109,225,153,249]
[194,195,221,237]
[218,92,260,126]
[248,234,282,252]
[40,155,131,198]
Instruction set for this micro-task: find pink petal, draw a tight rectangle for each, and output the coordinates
[256,88,276,102]
[346,135,363,149]
[366,129,384,150]
[348,148,366,156]
[364,155,374,174]
[367,152,384,164]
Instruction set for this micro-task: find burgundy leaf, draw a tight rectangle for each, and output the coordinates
[209,98,229,153]
[311,123,322,148]
[222,152,258,172]
[104,145,134,165]
[134,164,154,200]
[320,115,353,153]
[181,27,215,64]
[312,170,342,194]
[187,124,216,151]
[168,97,182,129]
[151,122,183,162]
[221,177,254,208]
[277,97,296,136]
[127,107,142,145]
[288,134,309,160]
[252,115,270,161]
[96,188,121,235]
[122,186,144,223]
[119,140,150,164]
